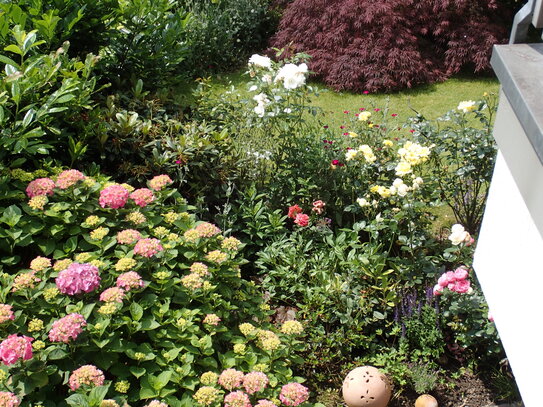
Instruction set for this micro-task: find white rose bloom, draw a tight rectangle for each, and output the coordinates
[249,85,258,92]
[389,186,397,195]
[253,93,270,105]
[392,178,404,188]
[357,198,369,207]
[448,224,469,245]
[284,108,292,114]
[262,74,272,84]
[397,183,410,197]
[254,104,266,117]
[345,149,358,161]
[275,63,308,90]
[457,100,477,113]
[248,54,272,69]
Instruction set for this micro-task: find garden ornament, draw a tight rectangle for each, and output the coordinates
[415,394,438,407]
[342,366,391,407]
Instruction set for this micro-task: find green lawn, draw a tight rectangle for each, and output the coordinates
[209,70,500,126]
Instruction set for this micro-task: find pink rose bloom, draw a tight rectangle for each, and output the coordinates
[148,174,173,191]
[26,178,55,198]
[68,365,104,391]
[294,213,309,227]
[465,236,475,246]
[453,266,469,281]
[0,391,21,407]
[287,205,302,219]
[311,200,325,215]
[99,184,129,209]
[55,169,85,189]
[432,284,443,296]
[224,391,251,407]
[55,263,101,295]
[130,188,155,208]
[134,238,163,257]
[0,334,33,365]
[48,313,87,343]
[452,279,471,294]
[279,383,309,407]
[116,271,144,291]
[437,273,450,287]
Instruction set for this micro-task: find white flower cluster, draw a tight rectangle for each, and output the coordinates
[253,93,270,117]
[274,62,308,90]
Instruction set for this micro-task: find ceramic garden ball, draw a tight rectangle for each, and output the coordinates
[415,394,438,407]
[342,366,392,407]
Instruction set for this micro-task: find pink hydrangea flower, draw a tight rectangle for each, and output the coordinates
[116,229,142,245]
[0,391,21,407]
[148,175,173,191]
[134,238,163,257]
[294,213,309,227]
[218,369,244,391]
[453,266,469,280]
[224,391,251,407]
[48,313,87,343]
[279,383,309,406]
[130,188,155,208]
[243,372,269,394]
[0,334,33,365]
[68,365,104,391]
[203,314,221,326]
[195,222,221,238]
[255,401,277,407]
[99,185,130,209]
[100,287,125,303]
[56,263,101,295]
[0,304,15,324]
[55,169,86,189]
[29,256,51,271]
[26,178,55,198]
[116,272,144,291]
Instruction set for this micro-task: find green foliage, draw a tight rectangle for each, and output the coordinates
[0,26,97,170]
[0,171,311,405]
[402,305,444,361]
[407,363,439,394]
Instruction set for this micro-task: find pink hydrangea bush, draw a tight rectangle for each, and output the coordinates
[116,229,142,245]
[116,271,144,291]
[56,263,101,295]
[0,305,14,324]
[218,368,245,391]
[224,391,251,407]
[48,313,87,343]
[148,174,173,191]
[0,335,33,365]
[0,391,21,407]
[99,287,125,303]
[99,184,130,209]
[242,371,269,394]
[130,188,155,207]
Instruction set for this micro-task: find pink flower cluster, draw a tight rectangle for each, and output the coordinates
[99,184,129,209]
[433,266,471,296]
[224,391,251,407]
[203,314,221,326]
[279,383,309,406]
[294,213,309,227]
[134,238,163,257]
[0,335,33,365]
[116,229,142,245]
[149,174,173,191]
[48,313,87,343]
[255,401,277,407]
[130,188,155,207]
[100,287,125,303]
[218,369,245,391]
[56,263,101,295]
[116,272,144,291]
[26,178,55,198]
[68,365,104,391]
[287,205,302,219]
[0,304,14,324]
[55,169,85,189]
[0,391,20,407]
[311,200,325,215]
[287,204,314,227]
[243,372,269,394]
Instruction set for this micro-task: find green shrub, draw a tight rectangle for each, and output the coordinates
[0,26,97,171]
[0,170,314,406]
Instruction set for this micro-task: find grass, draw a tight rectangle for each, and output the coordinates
[209,70,500,127]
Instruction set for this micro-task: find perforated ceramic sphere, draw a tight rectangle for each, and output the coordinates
[415,394,438,407]
[342,366,391,407]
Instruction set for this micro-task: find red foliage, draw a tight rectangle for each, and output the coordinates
[270,0,515,92]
